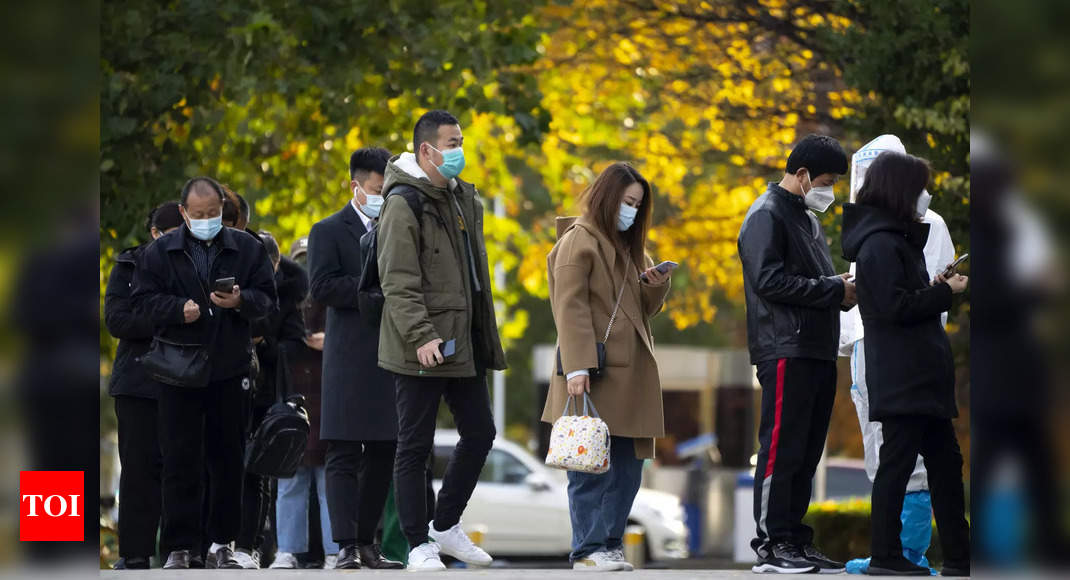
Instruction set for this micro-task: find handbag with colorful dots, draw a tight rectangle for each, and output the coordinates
[544,393,611,474]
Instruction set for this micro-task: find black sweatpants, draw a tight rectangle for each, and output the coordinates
[115,395,163,558]
[158,376,246,552]
[393,371,495,549]
[325,439,398,546]
[872,416,970,566]
[752,357,836,549]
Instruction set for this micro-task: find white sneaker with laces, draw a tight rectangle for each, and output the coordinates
[233,549,259,569]
[606,549,634,571]
[324,554,338,570]
[269,551,298,569]
[407,542,446,572]
[573,550,630,571]
[427,520,492,567]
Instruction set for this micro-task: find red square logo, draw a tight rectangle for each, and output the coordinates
[19,471,84,541]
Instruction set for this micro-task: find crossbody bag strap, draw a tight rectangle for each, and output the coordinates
[601,258,632,343]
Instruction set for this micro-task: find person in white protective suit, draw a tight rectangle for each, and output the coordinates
[838,135,957,574]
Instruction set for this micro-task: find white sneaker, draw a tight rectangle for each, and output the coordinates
[269,551,298,569]
[607,549,634,571]
[573,550,631,571]
[428,520,492,567]
[324,554,337,570]
[407,542,446,572]
[233,549,260,569]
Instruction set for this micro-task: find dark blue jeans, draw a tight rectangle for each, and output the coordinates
[566,436,644,561]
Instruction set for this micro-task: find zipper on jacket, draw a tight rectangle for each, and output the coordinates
[183,250,214,317]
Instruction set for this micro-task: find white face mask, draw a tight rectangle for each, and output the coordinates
[915,189,932,218]
[802,171,835,213]
[355,186,385,218]
[617,203,638,231]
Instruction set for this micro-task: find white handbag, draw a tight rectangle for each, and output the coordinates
[545,393,611,474]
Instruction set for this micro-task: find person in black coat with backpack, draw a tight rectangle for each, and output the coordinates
[105,201,184,569]
[306,147,403,569]
[840,151,970,577]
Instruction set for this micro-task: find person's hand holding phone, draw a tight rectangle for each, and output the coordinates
[642,266,670,285]
[304,332,325,351]
[183,299,201,323]
[210,284,242,309]
[417,338,445,368]
[566,373,590,396]
[933,273,968,294]
[839,273,857,307]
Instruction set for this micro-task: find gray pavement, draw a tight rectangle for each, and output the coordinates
[96,570,935,579]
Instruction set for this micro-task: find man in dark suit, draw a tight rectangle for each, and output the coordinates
[306,147,404,570]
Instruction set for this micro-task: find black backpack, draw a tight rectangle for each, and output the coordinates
[357,184,425,328]
[244,344,310,478]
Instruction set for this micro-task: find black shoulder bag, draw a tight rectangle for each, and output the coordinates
[141,312,220,388]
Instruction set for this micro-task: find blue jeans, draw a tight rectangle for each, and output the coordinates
[276,465,339,555]
[566,436,644,561]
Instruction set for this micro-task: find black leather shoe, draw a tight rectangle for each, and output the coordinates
[358,544,405,569]
[868,557,930,576]
[113,556,151,569]
[206,545,243,569]
[335,544,362,569]
[190,554,205,569]
[163,550,191,569]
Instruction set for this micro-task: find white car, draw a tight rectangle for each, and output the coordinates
[432,431,689,561]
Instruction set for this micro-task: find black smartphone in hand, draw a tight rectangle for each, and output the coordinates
[941,253,969,279]
[438,339,457,358]
[213,276,236,294]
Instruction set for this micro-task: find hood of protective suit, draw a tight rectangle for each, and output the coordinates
[850,134,907,201]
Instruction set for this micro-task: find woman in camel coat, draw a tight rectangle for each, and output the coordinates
[541,162,671,571]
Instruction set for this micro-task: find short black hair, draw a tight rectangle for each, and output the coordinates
[855,151,931,222]
[785,134,848,177]
[258,230,280,264]
[180,176,225,205]
[413,110,460,155]
[349,147,392,180]
[148,201,183,232]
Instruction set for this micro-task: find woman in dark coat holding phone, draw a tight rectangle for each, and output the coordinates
[840,152,970,577]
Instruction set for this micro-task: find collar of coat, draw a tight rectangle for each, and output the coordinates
[383,152,471,202]
[161,223,241,253]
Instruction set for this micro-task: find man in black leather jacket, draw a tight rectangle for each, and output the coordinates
[737,134,855,574]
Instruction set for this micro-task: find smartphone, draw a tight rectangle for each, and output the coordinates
[438,339,457,358]
[941,253,969,278]
[641,260,679,281]
[213,276,236,294]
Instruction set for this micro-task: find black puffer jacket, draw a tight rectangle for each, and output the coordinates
[738,183,846,363]
[105,245,158,399]
[131,225,278,382]
[841,203,956,420]
[250,256,308,406]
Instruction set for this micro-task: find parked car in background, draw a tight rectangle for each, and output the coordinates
[432,431,689,561]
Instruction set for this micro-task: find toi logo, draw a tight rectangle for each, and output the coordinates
[19,471,84,541]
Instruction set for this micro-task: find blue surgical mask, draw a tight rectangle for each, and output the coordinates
[187,214,222,241]
[429,145,466,179]
[617,203,638,231]
[356,186,384,219]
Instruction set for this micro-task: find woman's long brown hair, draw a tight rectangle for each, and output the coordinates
[580,162,652,268]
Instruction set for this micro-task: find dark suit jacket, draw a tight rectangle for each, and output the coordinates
[307,203,398,441]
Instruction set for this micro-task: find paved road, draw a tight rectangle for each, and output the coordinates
[97,569,937,579]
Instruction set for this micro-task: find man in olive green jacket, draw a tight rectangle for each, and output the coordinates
[376,109,506,572]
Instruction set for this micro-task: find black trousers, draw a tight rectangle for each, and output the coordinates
[752,357,836,548]
[237,401,272,552]
[325,439,398,546]
[115,395,163,558]
[158,377,246,552]
[872,416,970,566]
[393,371,495,549]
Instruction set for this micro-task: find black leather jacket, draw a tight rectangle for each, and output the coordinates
[737,183,846,363]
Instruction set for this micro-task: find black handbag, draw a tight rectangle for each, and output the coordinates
[555,275,627,380]
[141,336,212,388]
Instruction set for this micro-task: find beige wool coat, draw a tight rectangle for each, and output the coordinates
[540,216,671,459]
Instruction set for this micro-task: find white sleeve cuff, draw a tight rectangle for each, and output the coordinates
[566,369,590,380]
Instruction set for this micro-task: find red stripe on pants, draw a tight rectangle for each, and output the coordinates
[764,358,786,478]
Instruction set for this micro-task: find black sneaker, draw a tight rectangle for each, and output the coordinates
[800,544,845,574]
[752,542,819,574]
[112,556,150,570]
[206,545,243,569]
[867,557,930,576]
[940,563,969,577]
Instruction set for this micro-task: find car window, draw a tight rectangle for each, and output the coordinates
[480,449,531,484]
